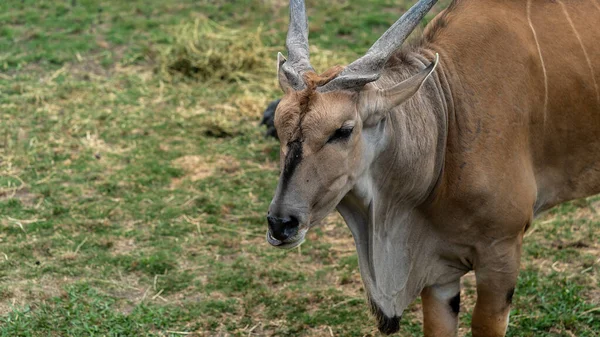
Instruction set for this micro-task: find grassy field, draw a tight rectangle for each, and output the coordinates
[0,0,598,336]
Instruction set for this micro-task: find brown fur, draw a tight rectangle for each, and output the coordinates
[422,0,463,44]
[276,66,344,142]
[421,286,460,337]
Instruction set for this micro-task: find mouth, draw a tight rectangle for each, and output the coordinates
[266,228,307,249]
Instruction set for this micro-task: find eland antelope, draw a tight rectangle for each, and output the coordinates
[265,0,600,335]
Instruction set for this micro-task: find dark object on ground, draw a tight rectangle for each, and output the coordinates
[259,99,281,139]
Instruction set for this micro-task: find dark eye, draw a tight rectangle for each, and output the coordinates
[327,126,354,143]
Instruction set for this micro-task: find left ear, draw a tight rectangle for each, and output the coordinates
[277,52,293,93]
[358,53,439,124]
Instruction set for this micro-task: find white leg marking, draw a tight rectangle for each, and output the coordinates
[431,281,460,301]
[526,0,548,124]
[557,0,600,106]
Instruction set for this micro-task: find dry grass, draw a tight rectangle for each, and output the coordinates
[171,154,241,186]
[158,18,275,83]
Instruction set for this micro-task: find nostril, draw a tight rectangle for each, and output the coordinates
[267,215,299,241]
[281,215,299,239]
[287,215,299,227]
[266,215,280,228]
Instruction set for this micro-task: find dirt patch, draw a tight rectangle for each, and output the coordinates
[66,56,112,81]
[0,187,38,207]
[171,154,240,187]
[111,238,137,255]
[0,275,70,316]
[80,131,133,156]
[172,155,214,182]
[588,288,600,305]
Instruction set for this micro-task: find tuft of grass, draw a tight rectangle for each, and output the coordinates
[158,18,275,83]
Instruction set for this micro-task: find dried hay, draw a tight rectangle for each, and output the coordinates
[158,18,275,83]
[157,17,353,86]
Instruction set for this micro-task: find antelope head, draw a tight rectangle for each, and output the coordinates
[266,0,439,249]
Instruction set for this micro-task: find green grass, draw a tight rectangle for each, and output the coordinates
[1,0,599,336]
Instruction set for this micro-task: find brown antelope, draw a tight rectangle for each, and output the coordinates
[265,0,600,335]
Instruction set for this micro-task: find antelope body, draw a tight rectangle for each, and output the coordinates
[265,1,600,336]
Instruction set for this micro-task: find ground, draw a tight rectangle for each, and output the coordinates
[0,0,598,336]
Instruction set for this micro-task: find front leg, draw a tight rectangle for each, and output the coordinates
[471,236,522,337]
[421,280,461,337]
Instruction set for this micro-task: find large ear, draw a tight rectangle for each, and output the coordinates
[277,52,293,93]
[358,53,439,124]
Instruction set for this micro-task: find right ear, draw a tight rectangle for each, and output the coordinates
[358,53,439,125]
[277,52,293,93]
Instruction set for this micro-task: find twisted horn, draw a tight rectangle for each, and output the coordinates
[280,0,314,90]
[319,0,438,92]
